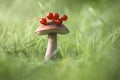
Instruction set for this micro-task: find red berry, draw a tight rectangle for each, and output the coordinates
[56,19,63,25]
[61,15,68,21]
[53,13,59,20]
[47,12,53,20]
[40,18,47,25]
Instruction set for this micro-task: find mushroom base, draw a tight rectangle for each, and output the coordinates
[45,33,57,60]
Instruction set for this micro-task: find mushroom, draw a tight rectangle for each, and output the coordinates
[35,22,69,60]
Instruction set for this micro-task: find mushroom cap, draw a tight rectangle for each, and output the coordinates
[35,22,69,35]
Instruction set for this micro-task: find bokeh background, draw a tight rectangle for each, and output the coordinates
[0,0,120,80]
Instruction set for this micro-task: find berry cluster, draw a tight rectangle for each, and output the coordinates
[40,12,68,25]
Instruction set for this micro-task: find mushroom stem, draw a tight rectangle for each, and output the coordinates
[45,33,57,60]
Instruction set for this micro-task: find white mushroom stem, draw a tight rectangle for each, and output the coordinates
[45,33,57,60]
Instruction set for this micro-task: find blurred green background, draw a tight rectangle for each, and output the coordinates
[0,0,120,80]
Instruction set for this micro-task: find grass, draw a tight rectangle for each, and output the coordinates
[0,0,120,80]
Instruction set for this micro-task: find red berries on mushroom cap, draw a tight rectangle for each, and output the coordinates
[40,12,68,25]
[40,18,47,25]
[47,12,53,20]
[61,15,68,21]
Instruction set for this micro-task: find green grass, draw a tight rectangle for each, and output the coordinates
[0,0,120,80]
